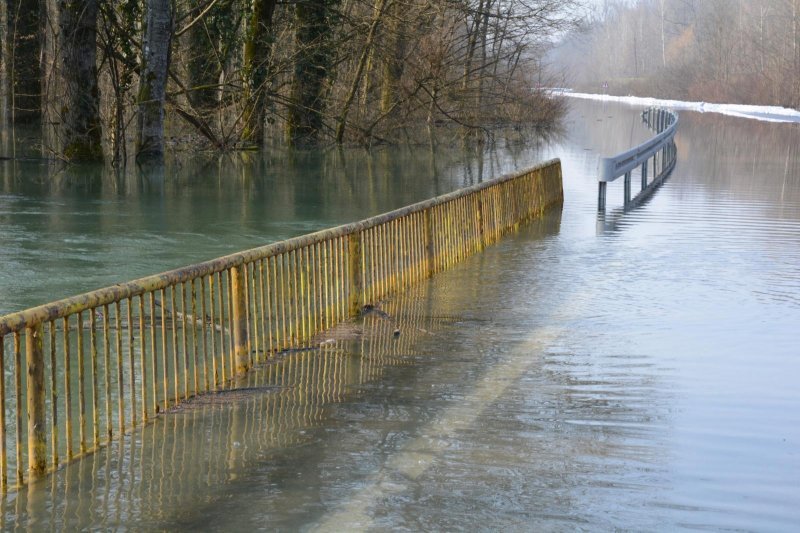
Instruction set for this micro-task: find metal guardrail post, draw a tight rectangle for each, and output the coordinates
[598,182,607,211]
[26,324,47,478]
[641,161,648,190]
[623,171,631,205]
[231,266,250,375]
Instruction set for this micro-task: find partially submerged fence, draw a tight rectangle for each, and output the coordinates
[598,107,678,210]
[0,158,562,492]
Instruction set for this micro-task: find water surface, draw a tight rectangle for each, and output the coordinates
[3,100,800,530]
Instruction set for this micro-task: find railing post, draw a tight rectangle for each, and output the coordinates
[641,161,648,190]
[347,232,363,316]
[423,209,435,275]
[624,171,631,205]
[230,266,249,375]
[598,182,607,211]
[476,195,485,249]
[26,324,46,478]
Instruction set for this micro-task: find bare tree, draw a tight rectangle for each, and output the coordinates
[137,0,174,159]
[58,0,103,161]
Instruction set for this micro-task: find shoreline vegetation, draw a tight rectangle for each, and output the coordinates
[0,0,581,165]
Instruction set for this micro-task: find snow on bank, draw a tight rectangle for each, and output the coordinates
[555,91,800,124]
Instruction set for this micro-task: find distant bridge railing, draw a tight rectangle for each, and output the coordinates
[0,159,563,492]
[598,107,678,210]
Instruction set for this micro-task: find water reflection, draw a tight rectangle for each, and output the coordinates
[0,136,556,315]
[1,213,564,530]
[2,100,800,530]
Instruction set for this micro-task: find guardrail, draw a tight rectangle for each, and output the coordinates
[0,158,563,492]
[598,107,678,210]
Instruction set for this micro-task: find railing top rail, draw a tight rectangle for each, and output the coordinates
[0,158,561,336]
[599,108,678,182]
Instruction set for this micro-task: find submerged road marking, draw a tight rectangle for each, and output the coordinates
[312,320,569,531]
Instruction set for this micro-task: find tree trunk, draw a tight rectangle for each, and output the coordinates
[58,0,103,161]
[137,0,173,159]
[335,0,387,144]
[1,0,42,125]
[380,0,404,115]
[241,0,278,145]
[287,0,337,147]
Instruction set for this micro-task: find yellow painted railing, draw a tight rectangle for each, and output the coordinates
[0,158,562,492]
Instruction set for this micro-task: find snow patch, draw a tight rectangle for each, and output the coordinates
[554,91,800,124]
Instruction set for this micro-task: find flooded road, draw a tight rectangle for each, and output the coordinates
[3,100,800,530]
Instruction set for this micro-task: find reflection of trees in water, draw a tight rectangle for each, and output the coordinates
[674,112,800,207]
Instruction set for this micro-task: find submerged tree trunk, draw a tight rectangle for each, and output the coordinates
[1,0,42,125]
[58,0,103,161]
[287,0,337,147]
[242,0,278,145]
[137,0,173,159]
[379,0,404,115]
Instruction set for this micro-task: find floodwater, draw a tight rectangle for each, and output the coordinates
[2,99,800,530]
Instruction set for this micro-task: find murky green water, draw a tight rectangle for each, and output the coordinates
[3,101,800,530]
[0,138,544,314]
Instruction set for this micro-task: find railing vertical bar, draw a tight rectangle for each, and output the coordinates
[101,305,111,440]
[309,247,318,339]
[244,263,253,364]
[270,255,279,351]
[296,250,305,343]
[179,284,189,400]
[13,332,22,486]
[115,302,125,434]
[226,270,235,380]
[190,280,199,394]
[200,278,209,391]
[336,237,344,323]
[63,317,72,460]
[253,259,269,361]
[159,289,168,409]
[278,255,288,349]
[170,286,179,404]
[139,297,147,422]
[209,275,218,389]
[249,263,260,362]
[291,250,300,344]
[381,223,389,298]
[48,322,57,468]
[323,243,331,330]
[76,312,86,455]
[304,247,312,341]
[89,308,99,448]
[216,272,226,385]
[264,259,274,355]
[149,293,158,414]
[367,229,375,303]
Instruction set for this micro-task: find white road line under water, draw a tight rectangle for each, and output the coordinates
[312,304,577,531]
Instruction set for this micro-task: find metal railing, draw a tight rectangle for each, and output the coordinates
[598,107,678,210]
[0,158,563,492]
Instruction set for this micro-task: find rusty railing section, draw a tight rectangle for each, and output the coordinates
[0,158,562,492]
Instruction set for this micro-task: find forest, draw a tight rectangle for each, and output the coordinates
[0,0,580,164]
[554,0,800,109]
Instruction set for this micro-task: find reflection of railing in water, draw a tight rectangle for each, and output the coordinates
[597,107,678,210]
[0,289,453,529]
[0,159,563,492]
